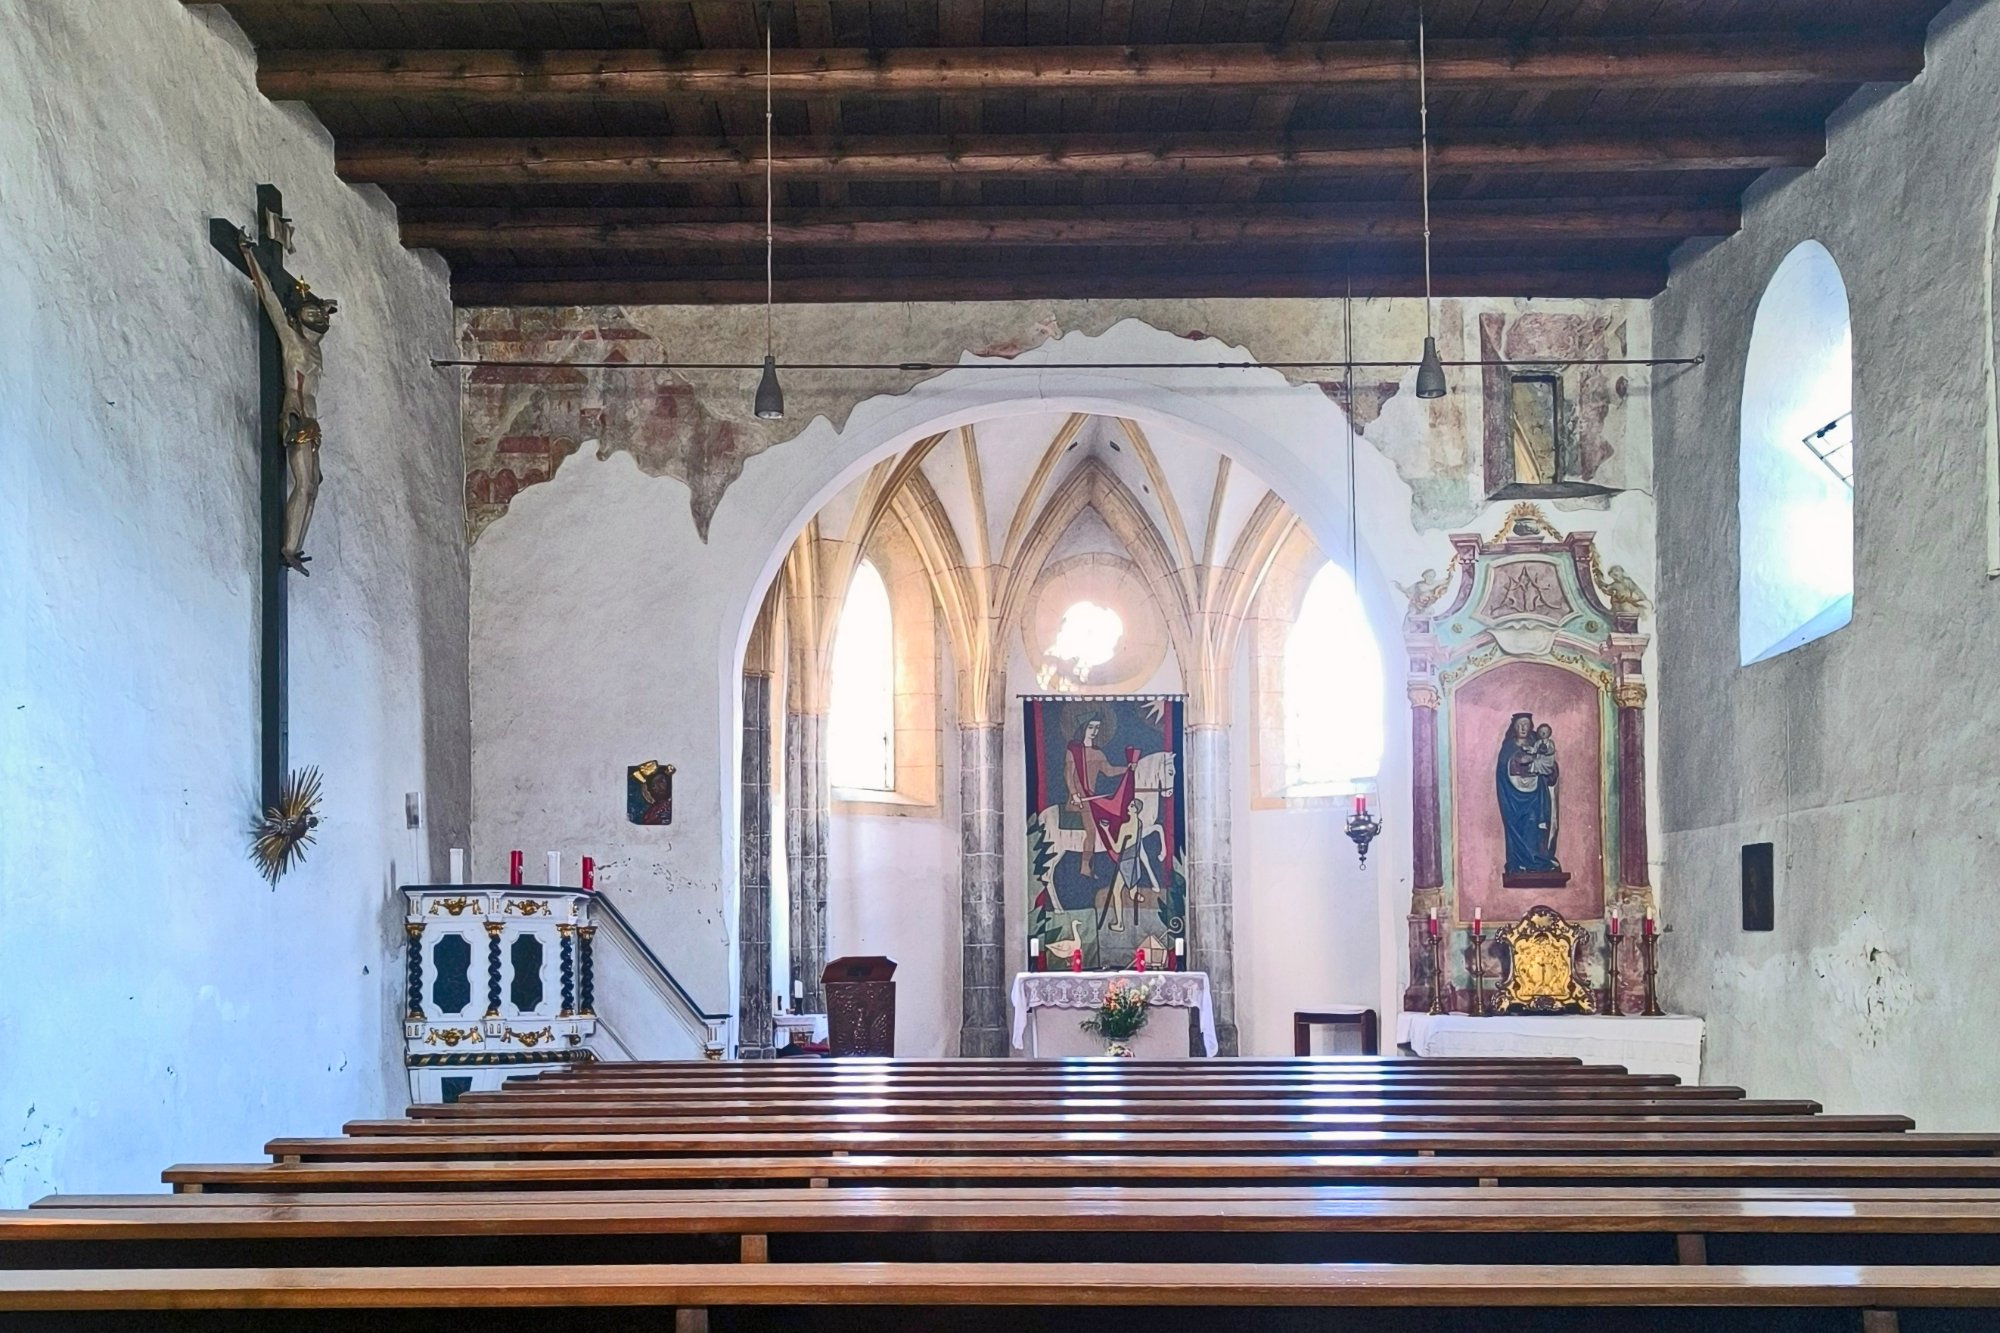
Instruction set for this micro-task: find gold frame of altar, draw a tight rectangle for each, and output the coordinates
[1495,905,1595,1015]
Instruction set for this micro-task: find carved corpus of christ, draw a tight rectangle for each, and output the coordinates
[235,231,336,574]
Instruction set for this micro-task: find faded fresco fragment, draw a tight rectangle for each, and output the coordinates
[460,298,1645,543]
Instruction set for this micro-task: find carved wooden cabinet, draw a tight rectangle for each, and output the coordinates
[822,955,897,1057]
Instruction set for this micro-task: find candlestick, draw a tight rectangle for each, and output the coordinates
[1640,928,1665,1016]
[546,851,562,886]
[581,856,595,891]
[1425,930,1446,1016]
[1605,919,1623,1016]
[508,850,523,886]
[1468,918,1487,1018]
[448,848,465,886]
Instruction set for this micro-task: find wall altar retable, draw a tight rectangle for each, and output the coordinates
[1011,971,1217,1058]
[1401,504,1655,1014]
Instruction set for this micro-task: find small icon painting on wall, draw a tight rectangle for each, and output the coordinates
[627,761,675,826]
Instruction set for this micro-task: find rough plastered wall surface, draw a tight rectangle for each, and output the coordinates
[1654,0,2000,1126]
[464,298,1658,1044]
[0,1,468,1205]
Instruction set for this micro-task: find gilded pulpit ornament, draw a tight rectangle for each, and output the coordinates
[1494,904,1594,1014]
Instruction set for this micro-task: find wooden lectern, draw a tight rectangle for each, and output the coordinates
[822,956,897,1057]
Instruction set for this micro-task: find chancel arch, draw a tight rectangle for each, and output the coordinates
[734,359,1406,1059]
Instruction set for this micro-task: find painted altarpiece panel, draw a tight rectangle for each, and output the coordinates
[1024,696,1187,974]
[1403,505,1653,1013]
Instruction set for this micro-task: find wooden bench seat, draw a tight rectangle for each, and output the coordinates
[265,1129,1995,1162]
[3,1260,1997,1313]
[19,1184,2000,1241]
[352,1113,1903,1138]
[422,1095,1792,1120]
[158,1153,2000,1193]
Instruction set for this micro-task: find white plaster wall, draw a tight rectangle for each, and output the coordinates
[0,3,467,1205]
[1654,0,2000,1124]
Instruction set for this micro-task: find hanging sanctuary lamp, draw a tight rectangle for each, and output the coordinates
[753,2,784,420]
[1413,2,1446,401]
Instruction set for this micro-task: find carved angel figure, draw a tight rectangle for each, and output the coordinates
[1600,564,1650,613]
[237,232,337,575]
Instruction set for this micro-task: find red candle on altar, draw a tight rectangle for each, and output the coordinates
[581,856,595,892]
[508,850,523,886]
[1069,947,1084,973]
[1132,947,1147,972]
[1643,910,1656,939]
[1426,908,1439,939]
[1472,910,1481,936]
[1609,909,1621,938]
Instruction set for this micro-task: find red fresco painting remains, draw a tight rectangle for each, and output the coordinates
[1449,659,1604,926]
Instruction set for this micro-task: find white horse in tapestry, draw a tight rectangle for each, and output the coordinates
[1030,749,1178,915]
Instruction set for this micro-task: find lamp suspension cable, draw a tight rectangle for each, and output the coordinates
[753,0,785,420]
[1413,1,1447,400]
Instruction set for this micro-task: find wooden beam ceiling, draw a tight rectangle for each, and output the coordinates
[339,129,1819,186]
[187,0,1952,305]
[256,36,1921,104]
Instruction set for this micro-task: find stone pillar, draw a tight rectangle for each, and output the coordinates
[958,723,1008,1056]
[1615,682,1651,889]
[1183,723,1239,1056]
[737,671,776,1057]
[1407,682,1446,1013]
[784,708,829,1014]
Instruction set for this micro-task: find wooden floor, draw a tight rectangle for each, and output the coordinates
[6,1055,2000,1330]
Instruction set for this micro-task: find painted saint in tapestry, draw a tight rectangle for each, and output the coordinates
[1496,712,1568,887]
[1025,698,1187,971]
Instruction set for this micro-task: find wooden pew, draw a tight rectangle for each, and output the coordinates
[260,1129,1993,1163]
[410,1098,1821,1123]
[1,1259,1995,1327]
[158,1153,2000,1194]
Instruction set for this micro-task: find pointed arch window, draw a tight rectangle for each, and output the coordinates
[1281,562,1385,795]
[828,559,896,792]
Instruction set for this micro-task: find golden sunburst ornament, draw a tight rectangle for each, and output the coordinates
[250,767,323,885]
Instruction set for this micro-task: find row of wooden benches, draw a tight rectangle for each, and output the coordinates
[6,1056,1996,1328]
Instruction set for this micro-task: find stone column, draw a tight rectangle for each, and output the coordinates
[737,671,776,1057]
[958,723,1008,1056]
[1183,722,1239,1056]
[784,707,829,1014]
[1406,682,1445,1013]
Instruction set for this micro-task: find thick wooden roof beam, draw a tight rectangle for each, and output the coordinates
[255,36,1921,104]
[338,129,1819,185]
[449,263,1672,305]
[400,199,1739,251]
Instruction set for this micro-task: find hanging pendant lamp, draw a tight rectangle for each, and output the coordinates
[1413,3,1447,401]
[753,1,785,420]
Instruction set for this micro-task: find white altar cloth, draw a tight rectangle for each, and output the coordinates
[1010,971,1218,1058]
[1395,1012,1705,1085]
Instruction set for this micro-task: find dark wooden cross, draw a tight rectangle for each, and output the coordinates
[209,185,299,812]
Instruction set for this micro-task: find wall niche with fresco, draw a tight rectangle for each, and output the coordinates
[1481,312,1629,501]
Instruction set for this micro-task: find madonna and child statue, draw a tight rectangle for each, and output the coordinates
[1497,711,1571,888]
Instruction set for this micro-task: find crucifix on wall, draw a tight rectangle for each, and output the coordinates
[209,185,336,883]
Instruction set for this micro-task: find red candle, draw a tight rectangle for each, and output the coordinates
[1069,947,1084,973]
[1609,910,1622,938]
[508,850,523,886]
[1472,911,1481,936]
[581,856,595,892]
[1643,911,1656,939]
[1353,794,1367,815]
[1426,909,1439,939]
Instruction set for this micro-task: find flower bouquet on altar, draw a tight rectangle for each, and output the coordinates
[1080,977,1156,1057]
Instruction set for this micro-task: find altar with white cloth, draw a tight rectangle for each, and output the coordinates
[1010,971,1218,1057]
[1396,1012,1706,1085]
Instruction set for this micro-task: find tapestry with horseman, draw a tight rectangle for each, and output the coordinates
[1024,696,1186,972]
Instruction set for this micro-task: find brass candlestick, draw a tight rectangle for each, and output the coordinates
[1468,925,1486,1017]
[1426,929,1447,1015]
[1604,925,1623,1017]
[1639,927,1665,1016]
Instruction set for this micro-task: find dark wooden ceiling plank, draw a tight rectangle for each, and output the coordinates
[252,35,1925,104]
[336,126,1824,184]
[400,196,1740,249]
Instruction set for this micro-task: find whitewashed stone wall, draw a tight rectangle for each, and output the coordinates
[1654,0,2000,1126]
[0,2,467,1205]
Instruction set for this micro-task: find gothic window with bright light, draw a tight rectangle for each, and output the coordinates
[1739,239,1855,665]
[1282,562,1384,795]
[828,559,896,791]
